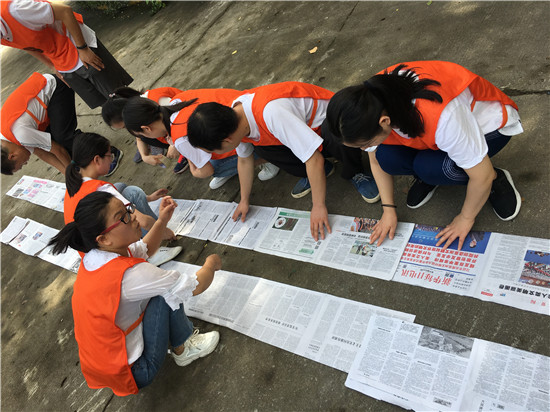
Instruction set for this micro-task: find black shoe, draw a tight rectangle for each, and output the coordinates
[173,157,189,174]
[105,146,123,177]
[489,168,521,221]
[406,178,438,209]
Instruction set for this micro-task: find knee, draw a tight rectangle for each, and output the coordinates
[121,185,147,202]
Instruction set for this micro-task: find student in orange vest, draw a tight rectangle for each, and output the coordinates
[64,132,180,265]
[186,81,380,241]
[102,86,189,173]
[1,0,132,109]
[49,191,222,396]
[121,92,280,190]
[326,61,523,250]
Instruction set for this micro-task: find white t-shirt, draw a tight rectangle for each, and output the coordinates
[169,99,213,169]
[82,240,198,364]
[233,93,326,163]
[366,87,523,169]
[0,73,57,153]
[1,0,97,73]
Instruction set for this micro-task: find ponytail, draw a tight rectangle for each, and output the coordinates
[66,132,111,197]
[122,96,198,137]
[49,191,113,254]
[327,64,443,145]
[101,86,143,126]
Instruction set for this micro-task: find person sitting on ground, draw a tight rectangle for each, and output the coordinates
[326,60,523,250]
[64,132,179,265]
[122,89,280,190]
[49,191,222,396]
[102,86,189,173]
[1,72,121,175]
[186,81,380,241]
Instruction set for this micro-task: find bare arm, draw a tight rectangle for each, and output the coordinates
[368,150,397,246]
[193,254,222,296]
[142,197,177,256]
[50,3,104,70]
[33,141,70,174]
[435,155,496,250]
[232,154,255,222]
[306,150,331,241]
[189,161,215,178]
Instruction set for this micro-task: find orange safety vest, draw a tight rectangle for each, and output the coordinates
[242,81,334,146]
[0,72,49,145]
[72,255,146,396]
[1,1,84,72]
[145,87,182,103]
[378,61,518,150]
[170,89,242,160]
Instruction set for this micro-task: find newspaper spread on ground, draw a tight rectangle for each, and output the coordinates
[148,197,196,234]
[346,315,550,411]
[171,199,235,240]
[254,208,414,280]
[162,261,415,373]
[6,175,65,212]
[211,205,277,250]
[1,216,81,273]
[393,224,550,315]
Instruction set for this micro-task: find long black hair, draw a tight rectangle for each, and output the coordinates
[1,146,16,175]
[122,96,198,137]
[65,132,111,197]
[187,102,239,151]
[49,191,113,254]
[101,86,143,126]
[327,64,443,145]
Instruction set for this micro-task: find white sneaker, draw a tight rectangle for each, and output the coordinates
[172,329,220,367]
[258,163,280,181]
[147,246,182,267]
[209,176,233,189]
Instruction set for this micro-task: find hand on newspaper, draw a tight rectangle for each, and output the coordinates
[369,210,397,246]
[233,201,249,222]
[310,203,331,241]
[435,213,475,250]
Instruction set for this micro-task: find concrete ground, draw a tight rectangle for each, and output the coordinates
[1,1,549,411]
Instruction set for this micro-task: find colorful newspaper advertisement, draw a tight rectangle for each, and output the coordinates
[393,224,490,296]
[8,219,59,256]
[346,315,549,411]
[475,234,550,315]
[211,205,277,250]
[6,175,65,212]
[255,208,414,280]
[162,261,415,373]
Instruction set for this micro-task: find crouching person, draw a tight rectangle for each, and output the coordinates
[48,191,222,395]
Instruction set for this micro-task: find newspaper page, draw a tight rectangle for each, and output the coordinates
[211,205,277,250]
[255,208,414,280]
[346,315,549,411]
[1,216,30,243]
[8,219,59,256]
[393,224,491,296]
[162,261,415,373]
[37,244,81,273]
[174,199,234,239]
[148,198,196,234]
[6,175,65,212]
[474,234,550,315]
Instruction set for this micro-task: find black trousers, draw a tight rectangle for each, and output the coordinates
[62,39,133,109]
[253,119,367,179]
[45,76,79,156]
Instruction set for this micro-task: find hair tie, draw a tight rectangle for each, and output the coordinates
[108,93,116,98]
[70,160,76,165]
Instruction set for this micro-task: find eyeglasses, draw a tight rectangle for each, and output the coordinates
[100,203,136,235]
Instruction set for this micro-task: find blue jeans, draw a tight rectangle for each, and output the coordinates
[131,296,194,389]
[375,130,511,186]
[114,183,157,236]
[210,155,239,178]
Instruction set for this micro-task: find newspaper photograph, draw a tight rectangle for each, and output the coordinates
[474,234,550,315]
[6,175,65,212]
[346,315,549,411]
[162,262,415,374]
[393,224,492,296]
[8,218,59,256]
[212,205,277,250]
[1,216,30,244]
